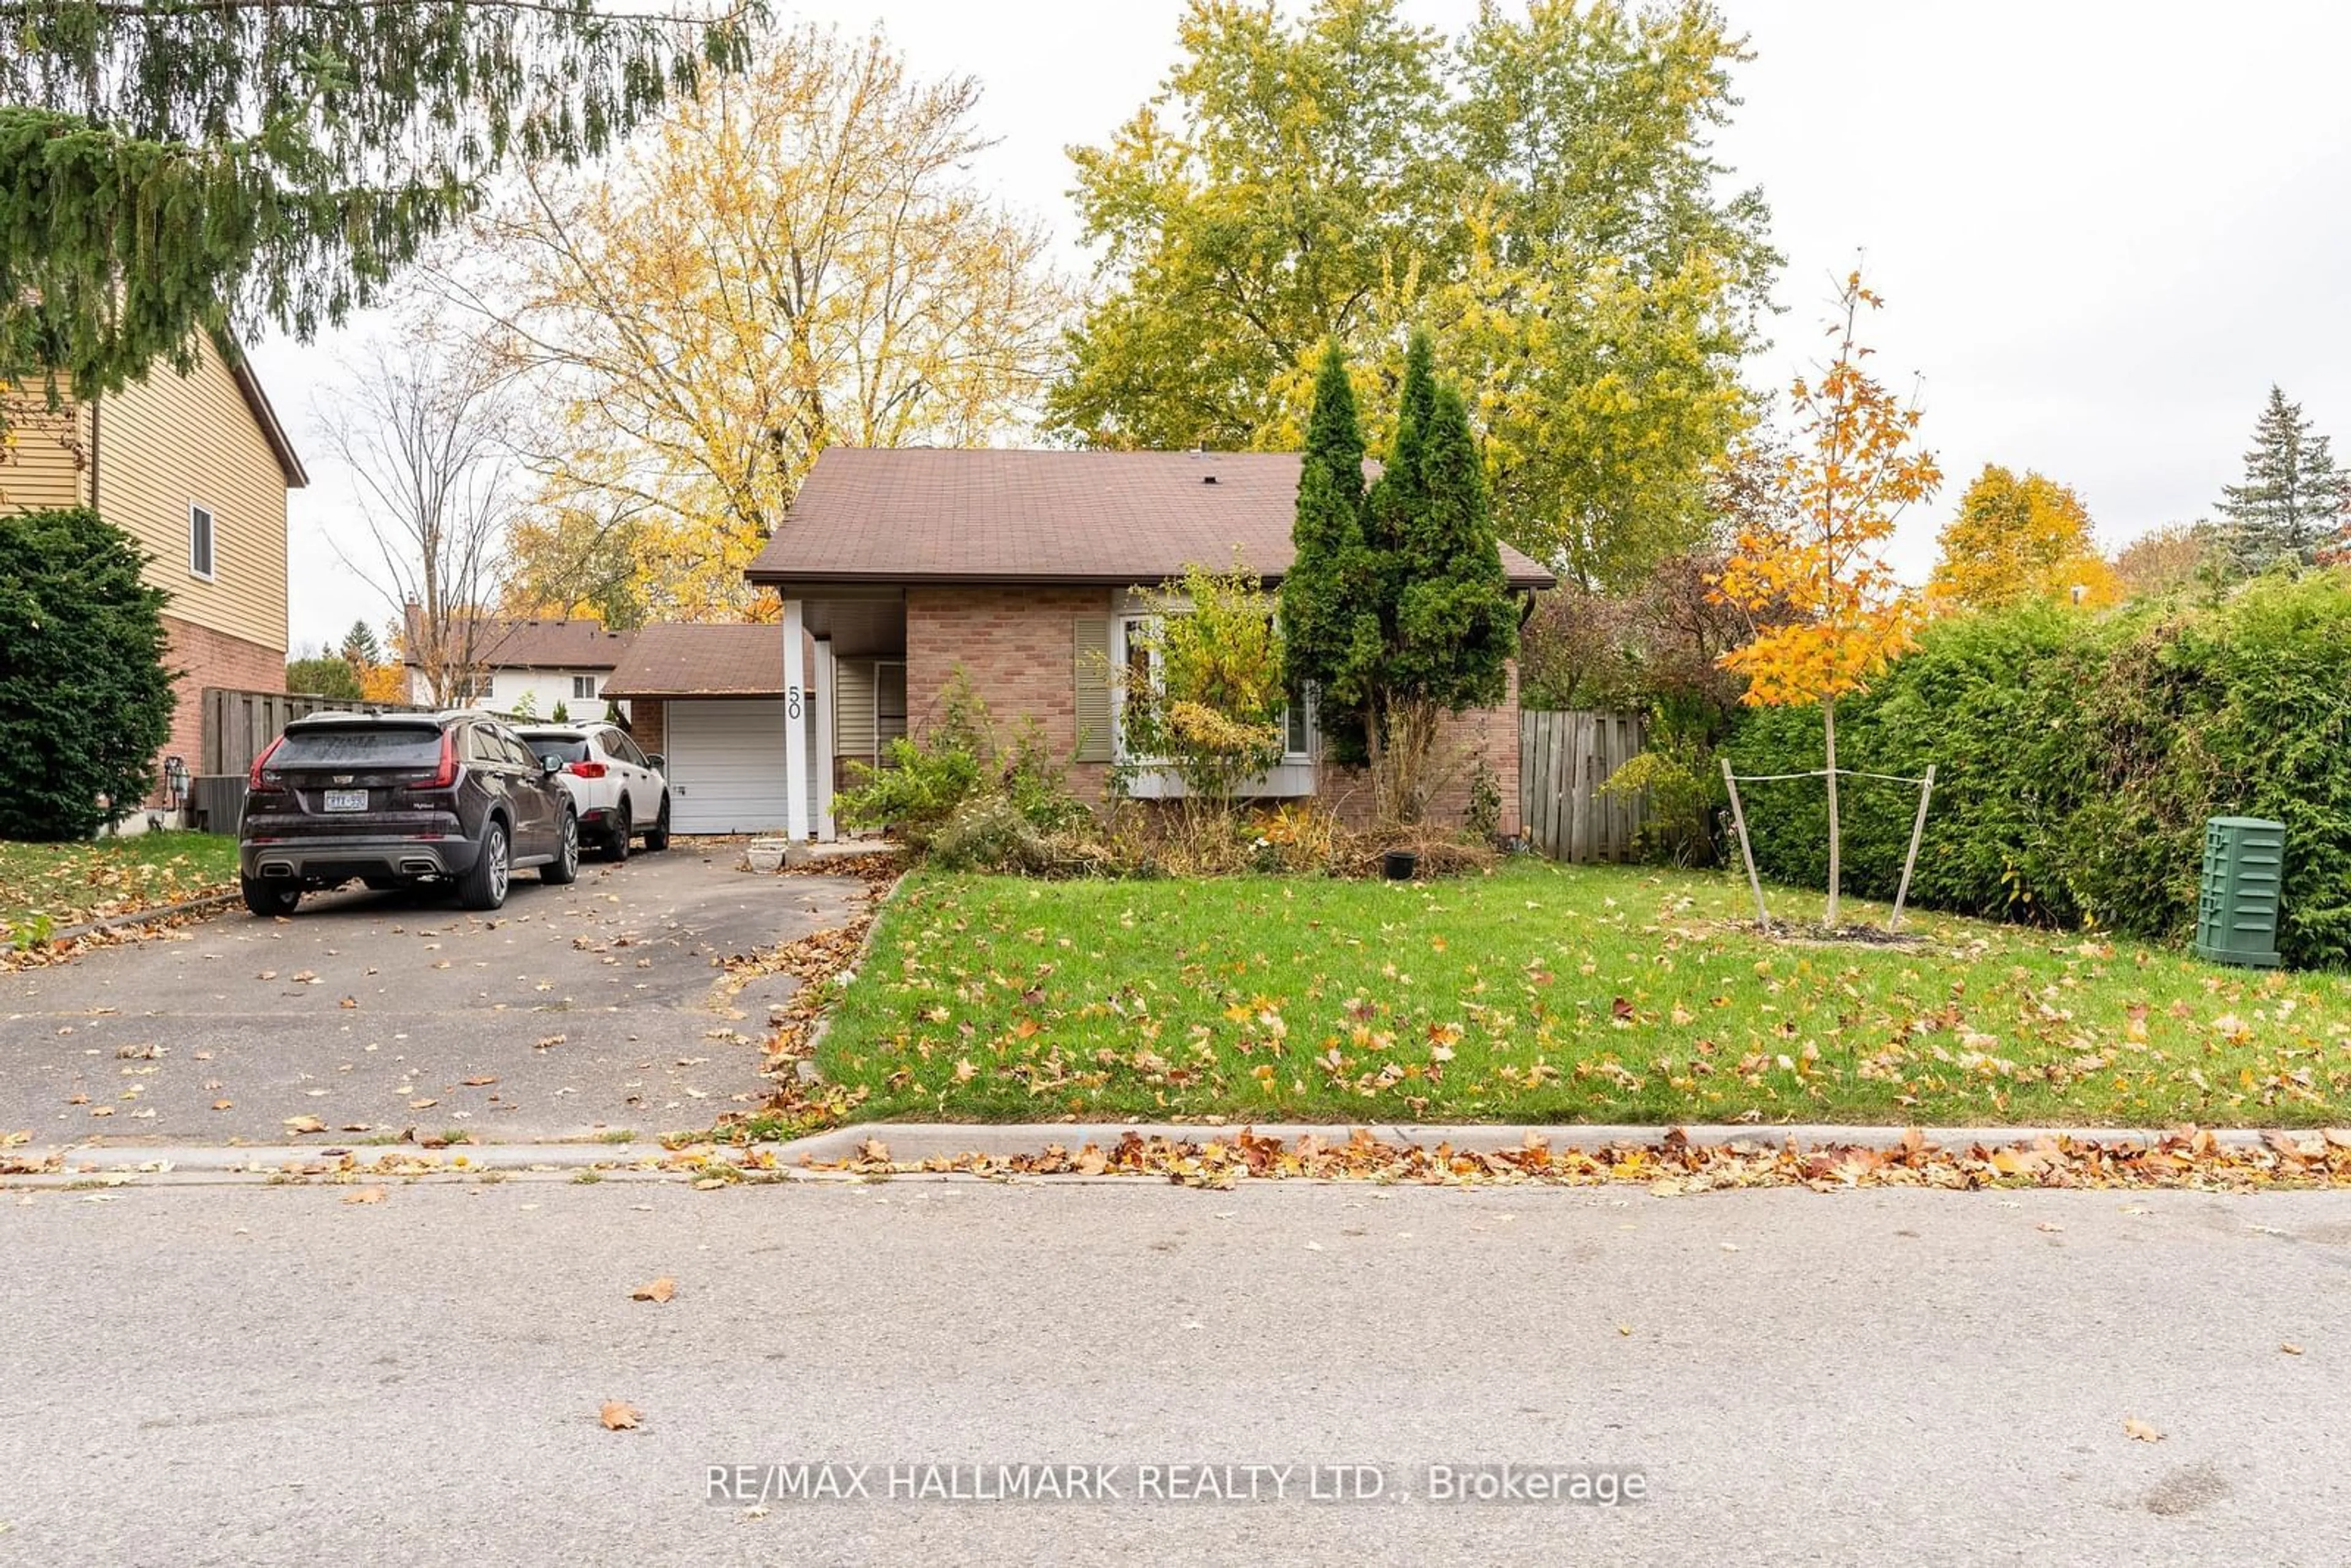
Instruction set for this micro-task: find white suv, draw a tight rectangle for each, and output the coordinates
[516,723,671,861]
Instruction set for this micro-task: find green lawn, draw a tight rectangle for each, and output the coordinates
[0,832,241,936]
[815,860,2351,1128]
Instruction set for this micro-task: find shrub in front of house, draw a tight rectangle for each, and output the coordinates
[0,508,177,840]
[835,669,1089,856]
[1723,571,2351,967]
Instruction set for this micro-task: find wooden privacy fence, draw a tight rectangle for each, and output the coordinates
[1518,709,1647,863]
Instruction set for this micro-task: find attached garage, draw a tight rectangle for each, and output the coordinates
[601,625,817,837]
[664,699,792,835]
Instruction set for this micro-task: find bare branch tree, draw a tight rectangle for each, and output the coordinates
[314,322,523,707]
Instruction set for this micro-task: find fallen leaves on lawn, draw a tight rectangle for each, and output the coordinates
[631,1277,677,1304]
[808,1125,2351,1193]
[600,1400,641,1431]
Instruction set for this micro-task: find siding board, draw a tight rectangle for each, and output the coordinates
[93,338,290,652]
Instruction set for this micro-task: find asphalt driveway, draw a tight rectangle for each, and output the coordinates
[0,847,866,1146]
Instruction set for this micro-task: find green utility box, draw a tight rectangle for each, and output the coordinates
[2195,816,2286,968]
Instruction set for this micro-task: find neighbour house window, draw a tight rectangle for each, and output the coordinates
[187,503,215,579]
[572,675,599,700]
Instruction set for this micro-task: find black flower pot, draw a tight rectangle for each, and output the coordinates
[1383,850,1419,881]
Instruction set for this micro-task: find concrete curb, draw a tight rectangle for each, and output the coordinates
[765,1120,2278,1165]
[0,889,240,957]
[3,1122,2287,1188]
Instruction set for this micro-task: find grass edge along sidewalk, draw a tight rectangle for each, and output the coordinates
[804,859,2351,1131]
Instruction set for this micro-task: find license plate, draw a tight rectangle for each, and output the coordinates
[322,789,369,812]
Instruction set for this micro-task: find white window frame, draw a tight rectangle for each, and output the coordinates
[187,502,216,581]
[571,674,599,700]
[1111,610,1317,787]
[1110,612,1159,763]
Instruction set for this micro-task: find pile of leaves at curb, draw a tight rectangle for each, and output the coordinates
[0,905,223,972]
[812,1125,2351,1192]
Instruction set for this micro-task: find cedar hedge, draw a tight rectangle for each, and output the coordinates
[1724,572,2351,969]
[0,508,176,839]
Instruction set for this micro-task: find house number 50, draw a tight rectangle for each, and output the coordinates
[787,686,803,720]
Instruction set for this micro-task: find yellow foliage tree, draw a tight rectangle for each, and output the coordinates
[1715,271,1940,926]
[1930,464,2117,610]
[438,23,1068,621]
[358,662,408,705]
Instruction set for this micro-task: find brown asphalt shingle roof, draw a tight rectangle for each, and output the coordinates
[602,623,784,699]
[402,616,635,671]
[743,449,1554,590]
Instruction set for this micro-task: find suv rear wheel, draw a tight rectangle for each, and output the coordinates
[541,808,581,885]
[459,819,512,911]
[242,877,301,917]
[604,801,631,863]
[643,795,671,852]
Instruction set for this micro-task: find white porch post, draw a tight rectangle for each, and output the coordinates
[812,637,836,841]
[783,599,809,841]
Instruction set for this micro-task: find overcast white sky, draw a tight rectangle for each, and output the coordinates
[255,0,2351,651]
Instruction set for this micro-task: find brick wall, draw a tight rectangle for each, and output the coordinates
[628,698,667,759]
[157,614,283,805]
[906,586,1114,803]
[902,587,1520,833]
[1322,664,1522,837]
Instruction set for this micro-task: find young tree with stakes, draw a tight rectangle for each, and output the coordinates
[1714,272,1939,927]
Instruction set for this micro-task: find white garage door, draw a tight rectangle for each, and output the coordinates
[666,699,791,835]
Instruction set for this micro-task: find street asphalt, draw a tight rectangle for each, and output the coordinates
[4,1177,2347,1566]
[0,850,865,1146]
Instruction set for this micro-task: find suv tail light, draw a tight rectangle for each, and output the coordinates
[248,735,284,788]
[566,760,607,779]
[426,730,458,789]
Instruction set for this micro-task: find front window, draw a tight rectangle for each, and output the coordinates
[1113,613,1158,761]
[1114,612,1313,768]
[572,675,598,700]
[1283,692,1313,762]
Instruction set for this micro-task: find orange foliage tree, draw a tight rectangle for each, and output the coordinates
[1714,271,1940,925]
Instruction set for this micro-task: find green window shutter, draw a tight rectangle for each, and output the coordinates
[1073,616,1112,762]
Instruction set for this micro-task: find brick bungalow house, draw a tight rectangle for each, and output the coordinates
[0,335,307,812]
[607,448,1549,838]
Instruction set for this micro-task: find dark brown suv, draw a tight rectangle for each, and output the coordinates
[238,711,580,915]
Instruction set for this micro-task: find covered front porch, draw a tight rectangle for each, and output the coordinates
[779,590,907,843]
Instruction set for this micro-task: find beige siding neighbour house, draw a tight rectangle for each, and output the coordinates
[2,336,305,817]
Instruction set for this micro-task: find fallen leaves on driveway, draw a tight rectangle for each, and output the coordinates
[599,1400,642,1431]
[342,1186,388,1205]
[631,1277,677,1304]
[2124,1416,2165,1442]
[804,1125,2351,1193]
[282,1115,326,1135]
